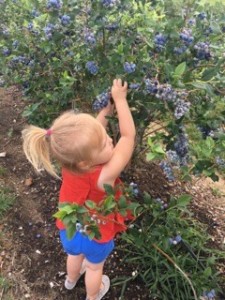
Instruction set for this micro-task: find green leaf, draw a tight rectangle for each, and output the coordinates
[173,62,186,78]
[176,194,192,207]
[205,137,215,150]
[146,152,156,161]
[202,67,218,81]
[66,225,76,240]
[118,196,127,209]
[103,184,114,195]
[117,43,124,55]
[154,145,165,154]
[52,210,67,219]
[85,200,96,209]
[77,206,88,214]
[203,267,212,277]
[190,82,214,96]
[104,196,116,210]
[87,231,95,240]
[143,192,152,204]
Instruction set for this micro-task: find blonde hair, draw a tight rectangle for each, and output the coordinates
[22,111,104,178]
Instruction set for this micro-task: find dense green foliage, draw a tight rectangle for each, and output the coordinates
[1,0,225,299]
[0,0,225,181]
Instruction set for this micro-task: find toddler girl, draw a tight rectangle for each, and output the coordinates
[22,79,136,300]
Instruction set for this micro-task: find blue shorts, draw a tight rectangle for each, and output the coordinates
[59,230,114,264]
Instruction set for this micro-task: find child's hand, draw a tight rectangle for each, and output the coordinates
[111,79,128,102]
[102,99,114,114]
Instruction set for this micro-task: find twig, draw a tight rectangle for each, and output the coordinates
[11,251,16,267]
[0,287,5,300]
[152,243,198,300]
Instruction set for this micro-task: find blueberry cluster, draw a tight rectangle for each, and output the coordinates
[187,18,196,26]
[27,22,33,31]
[85,61,98,75]
[198,12,207,20]
[174,99,191,119]
[179,28,194,45]
[166,150,180,165]
[43,23,55,40]
[102,0,119,8]
[154,33,167,52]
[129,182,139,196]
[61,15,71,26]
[1,26,9,36]
[205,26,213,36]
[198,126,214,139]
[194,42,211,60]
[12,40,19,48]
[92,91,110,111]
[84,31,96,46]
[75,222,88,234]
[155,198,168,210]
[10,55,29,66]
[46,0,62,10]
[124,62,136,73]
[90,214,107,225]
[202,289,216,300]
[145,79,190,119]
[173,46,187,55]
[2,47,11,56]
[105,23,119,31]
[156,85,177,101]
[169,235,182,245]
[129,83,141,90]
[159,161,175,182]
[215,157,225,168]
[144,79,158,94]
[31,9,40,18]
[62,39,72,48]
[174,133,189,165]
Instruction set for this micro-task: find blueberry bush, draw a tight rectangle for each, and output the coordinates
[1,0,225,299]
[1,0,225,182]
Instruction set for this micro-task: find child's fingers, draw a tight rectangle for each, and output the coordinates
[117,78,122,85]
[113,79,117,86]
[113,78,127,87]
[123,81,128,89]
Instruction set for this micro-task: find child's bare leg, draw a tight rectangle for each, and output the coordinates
[85,260,104,300]
[67,254,85,282]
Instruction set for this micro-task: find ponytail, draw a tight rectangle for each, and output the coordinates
[22,125,59,179]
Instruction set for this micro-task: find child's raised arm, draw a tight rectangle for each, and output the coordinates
[98,79,136,188]
[96,101,114,128]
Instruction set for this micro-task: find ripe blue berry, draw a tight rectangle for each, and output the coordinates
[2,48,11,56]
[154,33,167,51]
[46,0,62,10]
[84,31,96,46]
[179,29,194,45]
[129,83,141,90]
[174,100,190,119]
[92,91,110,111]
[43,23,55,40]
[124,62,136,73]
[159,161,175,182]
[85,61,99,75]
[194,42,211,60]
[102,0,119,8]
[198,12,207,20]
[61,15,71,26]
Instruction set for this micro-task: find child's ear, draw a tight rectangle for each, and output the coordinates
[77,161,90,170]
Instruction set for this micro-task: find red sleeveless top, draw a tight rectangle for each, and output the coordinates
[56,165,129,243]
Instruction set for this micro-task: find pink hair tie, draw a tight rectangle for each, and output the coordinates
[46,129,52,137]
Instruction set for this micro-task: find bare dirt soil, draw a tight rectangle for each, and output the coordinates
[0,87,225,300]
